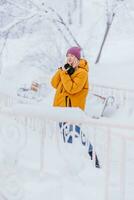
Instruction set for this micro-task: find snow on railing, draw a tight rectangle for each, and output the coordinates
[0,81,134,112]
[0,78,18,107]
[90,83,134,109]
[0,91,17,107]
[0,105,134,200]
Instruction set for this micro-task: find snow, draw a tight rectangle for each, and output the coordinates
[0,0,134,199]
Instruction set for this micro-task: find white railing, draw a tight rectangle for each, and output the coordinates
[0,105,134,200]
[0,81,134,199]
[0,82,134,109]
[0,77,18,107]
[0,91,17,107]
[91,83,134,109]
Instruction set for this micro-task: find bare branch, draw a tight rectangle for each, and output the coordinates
[53,20,71,46]
[6,0,34,12]
[0,31,9,57]
[0,13,38,74]
[6,0,82,49]
[0,13,38,33]
[95,12,115,64]
[0,190,8,200]
[27,0,41,10]
[48,6,81,48]
[95,0,120,64]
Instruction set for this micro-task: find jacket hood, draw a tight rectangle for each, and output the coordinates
[79,59,89,72]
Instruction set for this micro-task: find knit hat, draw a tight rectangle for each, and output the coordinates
[66,46,81,60]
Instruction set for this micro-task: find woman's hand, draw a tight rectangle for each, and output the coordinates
[72,57,79,68]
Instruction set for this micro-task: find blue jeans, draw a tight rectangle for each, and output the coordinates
[59,122,93,153]
[59,122,100,168]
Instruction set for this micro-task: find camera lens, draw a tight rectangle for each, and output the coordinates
[64,63,70,69]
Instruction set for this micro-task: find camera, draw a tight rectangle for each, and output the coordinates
[64,63,75,75]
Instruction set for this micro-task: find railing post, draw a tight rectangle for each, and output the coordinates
[40,120,46,173]
[104,127,111,200]
[119,137,127,200]
[55,121,62,153]
[92,127,97,168]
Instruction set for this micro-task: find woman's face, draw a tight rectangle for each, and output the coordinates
[66,53,76,66]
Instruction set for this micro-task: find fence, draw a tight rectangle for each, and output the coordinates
[1,81,134,107]
[0,105,134,200]
[91,83,134,109]
[0,82,134,199]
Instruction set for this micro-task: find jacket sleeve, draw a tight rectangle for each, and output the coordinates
[51,69,61,89]
[60,69,88,94]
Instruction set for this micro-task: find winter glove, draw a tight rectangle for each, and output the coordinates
[64,63,75,75]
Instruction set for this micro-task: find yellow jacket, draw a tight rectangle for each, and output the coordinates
[51,59,89,111]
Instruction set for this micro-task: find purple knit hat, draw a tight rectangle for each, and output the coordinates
[66,46,81,60]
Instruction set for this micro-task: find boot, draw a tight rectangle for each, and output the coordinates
[88,151,101,168]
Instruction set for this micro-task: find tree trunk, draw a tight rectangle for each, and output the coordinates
[79,0,82,25]
[95,13,115,64]
[74,0,77,9]
[68,2,72,25]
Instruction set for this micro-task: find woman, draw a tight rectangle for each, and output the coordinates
[51,46,89,111]
[51,47,100,168]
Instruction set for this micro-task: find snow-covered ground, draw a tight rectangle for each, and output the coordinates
[0,0,134,199]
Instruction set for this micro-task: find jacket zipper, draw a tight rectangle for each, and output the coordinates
[65,96,72,107]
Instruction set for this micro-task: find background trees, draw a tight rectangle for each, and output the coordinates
[0,0,134,78]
